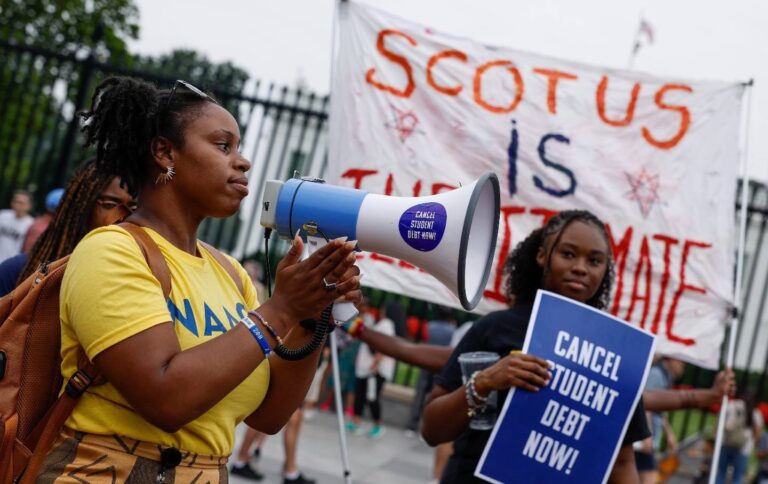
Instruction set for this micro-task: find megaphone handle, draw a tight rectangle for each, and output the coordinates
[333,302,359,325]
[303,235,360,324]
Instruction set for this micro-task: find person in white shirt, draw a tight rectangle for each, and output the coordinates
[717,392,764,484]
[346,301,400,439]
[0,190,33,261]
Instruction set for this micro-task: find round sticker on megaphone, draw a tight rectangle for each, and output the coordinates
[398,202,447,252]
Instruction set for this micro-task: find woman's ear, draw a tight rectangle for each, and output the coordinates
[150,136,174,173]
[536,246,546,269]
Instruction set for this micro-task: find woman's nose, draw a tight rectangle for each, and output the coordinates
[571,258,588,275]
[236,153,252,173]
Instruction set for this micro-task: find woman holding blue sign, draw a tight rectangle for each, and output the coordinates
[422,209,650,483]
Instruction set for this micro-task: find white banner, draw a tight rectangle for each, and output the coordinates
[328,2,744,369]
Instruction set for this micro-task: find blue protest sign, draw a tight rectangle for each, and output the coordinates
[476,290,656,484]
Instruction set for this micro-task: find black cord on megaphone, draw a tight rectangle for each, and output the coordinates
[262,227,333,361]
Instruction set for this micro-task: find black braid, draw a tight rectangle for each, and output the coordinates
[18,160,114,283]
[503,210,615,310]
[78,76,217,196]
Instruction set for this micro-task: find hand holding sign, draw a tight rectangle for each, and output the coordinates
[476,291,656,483]
[475,352,551,395]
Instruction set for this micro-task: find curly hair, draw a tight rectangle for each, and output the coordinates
[78,76,217,196]
[18,160,115,282]
[503,210,614,310]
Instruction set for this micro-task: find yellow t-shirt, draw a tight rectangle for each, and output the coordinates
[60,225,268,456]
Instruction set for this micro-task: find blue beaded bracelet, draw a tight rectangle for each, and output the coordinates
[248,309,283,346]
[240,316,272,358]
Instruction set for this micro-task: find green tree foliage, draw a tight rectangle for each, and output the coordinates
[132,49,250,116]
[0,0,139,60]
[0,1,252,207]
[0,0,140,203]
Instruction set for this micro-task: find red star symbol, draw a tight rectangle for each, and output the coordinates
[384,105,424,143]
[625,168,662,218]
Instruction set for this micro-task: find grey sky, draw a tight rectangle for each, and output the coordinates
[131,0,767,181]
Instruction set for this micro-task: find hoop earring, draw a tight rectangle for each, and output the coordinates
[155,165,175,185]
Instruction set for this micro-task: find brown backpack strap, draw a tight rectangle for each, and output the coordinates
[119,222,172,299]
[199,241,245,296]
[20,223,174,482]
[20,361,98,484]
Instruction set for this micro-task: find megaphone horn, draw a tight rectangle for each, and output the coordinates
[260,173,500,311]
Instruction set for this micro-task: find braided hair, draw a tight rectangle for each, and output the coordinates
[18,160,115,282]
[78,76,217,196]
[503,210,615,310]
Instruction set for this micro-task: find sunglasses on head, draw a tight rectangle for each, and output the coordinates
[164,80,218,111]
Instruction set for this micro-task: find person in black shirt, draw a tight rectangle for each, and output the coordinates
[422,209,650,483]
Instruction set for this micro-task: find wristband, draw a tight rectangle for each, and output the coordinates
[240,316,272,358]
[248,309,284,346]
[346,317,365,338]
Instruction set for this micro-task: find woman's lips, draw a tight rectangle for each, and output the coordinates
[564,280,587,291]
[229,179,249,196]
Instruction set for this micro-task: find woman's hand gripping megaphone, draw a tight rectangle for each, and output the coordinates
[269,233,362,325]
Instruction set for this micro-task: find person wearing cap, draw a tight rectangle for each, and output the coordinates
[21,187,64,253]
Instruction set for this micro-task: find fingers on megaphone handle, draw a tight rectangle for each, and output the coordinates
[280,230,304,267]
[303,236,347,270]
[333,260,360,284]
[331,276,361,301]
[336,289,363,305]
[329,251,359,279]
[335,273,363,303]
[309,239,356,277]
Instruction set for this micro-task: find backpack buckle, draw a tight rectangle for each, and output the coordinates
[65,368,94,398]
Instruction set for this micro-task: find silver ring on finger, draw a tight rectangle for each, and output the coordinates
[323,277,337,292]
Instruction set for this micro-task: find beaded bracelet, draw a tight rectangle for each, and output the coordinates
[469,371,488,403]
[240,316,272,358]
[465,371,488,417]
[248,309,284,346]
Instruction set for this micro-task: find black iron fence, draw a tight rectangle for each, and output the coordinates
[671,179,768,441]
[1,38,768,421]
[0,37,330,257]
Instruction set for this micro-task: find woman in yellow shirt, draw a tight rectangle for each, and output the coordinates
[36,77,360,482]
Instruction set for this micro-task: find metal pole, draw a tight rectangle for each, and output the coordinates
[327,1,353,482]
[329,331,353,484]
[709,78,755,484]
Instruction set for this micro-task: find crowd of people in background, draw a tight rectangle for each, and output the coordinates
[0,174,764,483]
[0,180,764,484]
[0,176,762,483]
[0,78,758,484]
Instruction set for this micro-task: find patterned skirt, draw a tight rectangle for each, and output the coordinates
[35,428,229,483]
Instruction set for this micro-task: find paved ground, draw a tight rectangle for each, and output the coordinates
[227,402,714,484]
[229,411,434,484]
